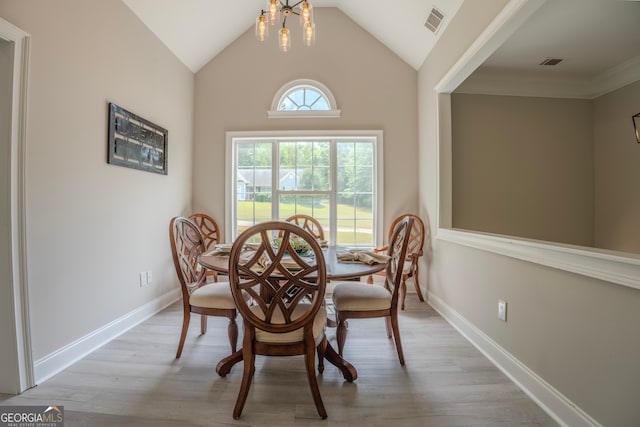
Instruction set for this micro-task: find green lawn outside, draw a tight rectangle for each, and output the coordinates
[237,200,374,244]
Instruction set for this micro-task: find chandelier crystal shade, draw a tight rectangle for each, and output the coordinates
[255,0,315,52]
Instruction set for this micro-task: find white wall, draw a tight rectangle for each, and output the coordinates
[419,1,640,426]
[0,0,194,370]
[192,8,418,237]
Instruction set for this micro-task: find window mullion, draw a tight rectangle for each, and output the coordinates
[330,139,337,245]
[272,140,279,221]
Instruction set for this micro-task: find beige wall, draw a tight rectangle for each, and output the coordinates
[193,7,418,236]
[593,80,640,254]
[0,0,194,361]
[451,94,594,247]
[420,1,640,426]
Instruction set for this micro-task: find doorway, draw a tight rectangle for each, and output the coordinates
[0,18,32,394]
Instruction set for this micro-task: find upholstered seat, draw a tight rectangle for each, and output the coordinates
[402,260,413,275]
[189,283,236,309]
[253,305,327,344]
[332,283,391,311]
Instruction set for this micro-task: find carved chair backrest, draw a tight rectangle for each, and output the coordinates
[229,221,327,336]
[285,214,325,241]
[169,216,206,298]
[388,214,425,261]
[384,216,414,304]
[188,213,222,250]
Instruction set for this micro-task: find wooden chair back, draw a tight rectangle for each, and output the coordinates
[387,213,424,261]
[229,221,327,335]
[384,216,414,306]
[169,216,206,299]
[188,213,221,250]
[284,214,325,241]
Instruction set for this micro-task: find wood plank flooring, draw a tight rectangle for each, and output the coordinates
[0,289,557,426]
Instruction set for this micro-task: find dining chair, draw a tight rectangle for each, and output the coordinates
[284,214,325,241]
[188,213,222,282]
[367,213,426,310]
[228,221,329,419]
[169,216,238,358]
[332,216,414,365]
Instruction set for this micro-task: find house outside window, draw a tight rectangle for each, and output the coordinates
[226,131,383,247]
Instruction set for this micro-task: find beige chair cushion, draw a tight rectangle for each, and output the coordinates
[189,282,236,309]
[252,304,327,344]
[332,282,391,311]
[403,260,414,275]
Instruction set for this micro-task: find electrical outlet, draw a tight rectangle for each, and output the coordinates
[146,270,153,284]
[498,299,507,322]
[139,271,148,287]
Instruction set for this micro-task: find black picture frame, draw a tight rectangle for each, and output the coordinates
[107,103,168,175]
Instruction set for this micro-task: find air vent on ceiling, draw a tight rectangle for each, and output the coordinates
[539,58,564,66]
[425,7,445,33]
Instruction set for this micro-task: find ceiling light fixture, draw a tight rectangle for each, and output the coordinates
[256,0,315,53]
[633,112,640,143]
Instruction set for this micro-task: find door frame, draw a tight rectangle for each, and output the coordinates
[1,17,33,392]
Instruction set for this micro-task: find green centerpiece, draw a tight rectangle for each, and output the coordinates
[273,236,312,256]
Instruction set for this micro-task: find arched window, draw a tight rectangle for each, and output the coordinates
[268,79,341,118]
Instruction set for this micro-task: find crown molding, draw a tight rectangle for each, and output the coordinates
[456,55,640,99]
[590,55,640,98]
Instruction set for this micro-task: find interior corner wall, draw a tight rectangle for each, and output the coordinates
[0,0,194,363]
[593,80,640,253]
[192,7,418,236]
[451,93,594,247]
[419,2,640,426]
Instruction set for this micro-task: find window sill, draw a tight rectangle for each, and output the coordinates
[267,110,342,119]
[436,228,640,290]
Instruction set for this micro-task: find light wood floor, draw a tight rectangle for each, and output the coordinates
[0,291,557,426]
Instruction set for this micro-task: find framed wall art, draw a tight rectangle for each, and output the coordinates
[107,103,168,175]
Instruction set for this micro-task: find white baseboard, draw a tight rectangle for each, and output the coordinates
[33,289,180,384]
[427,292,601,427]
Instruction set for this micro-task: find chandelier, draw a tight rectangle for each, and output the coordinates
[255,0,315,53]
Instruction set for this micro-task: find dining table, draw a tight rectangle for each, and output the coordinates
[198,244,389,382]
[200,245,386,280]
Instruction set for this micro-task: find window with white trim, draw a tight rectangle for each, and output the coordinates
[278,86,330,111]
[268,79,341,118]
[227,131,383,246]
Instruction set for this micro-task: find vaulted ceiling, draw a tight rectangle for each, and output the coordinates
[122,0,640,94]
[122,0,464,73]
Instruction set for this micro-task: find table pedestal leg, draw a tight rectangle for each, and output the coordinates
[323,341,357,382]
[216,349,243,377]
[215,342,357,382]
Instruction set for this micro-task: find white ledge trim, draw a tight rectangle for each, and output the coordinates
[267,109,342,119]
[437,228,640,290]
[428,293,602,427]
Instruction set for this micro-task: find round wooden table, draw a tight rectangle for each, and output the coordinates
[199,245,386,280]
